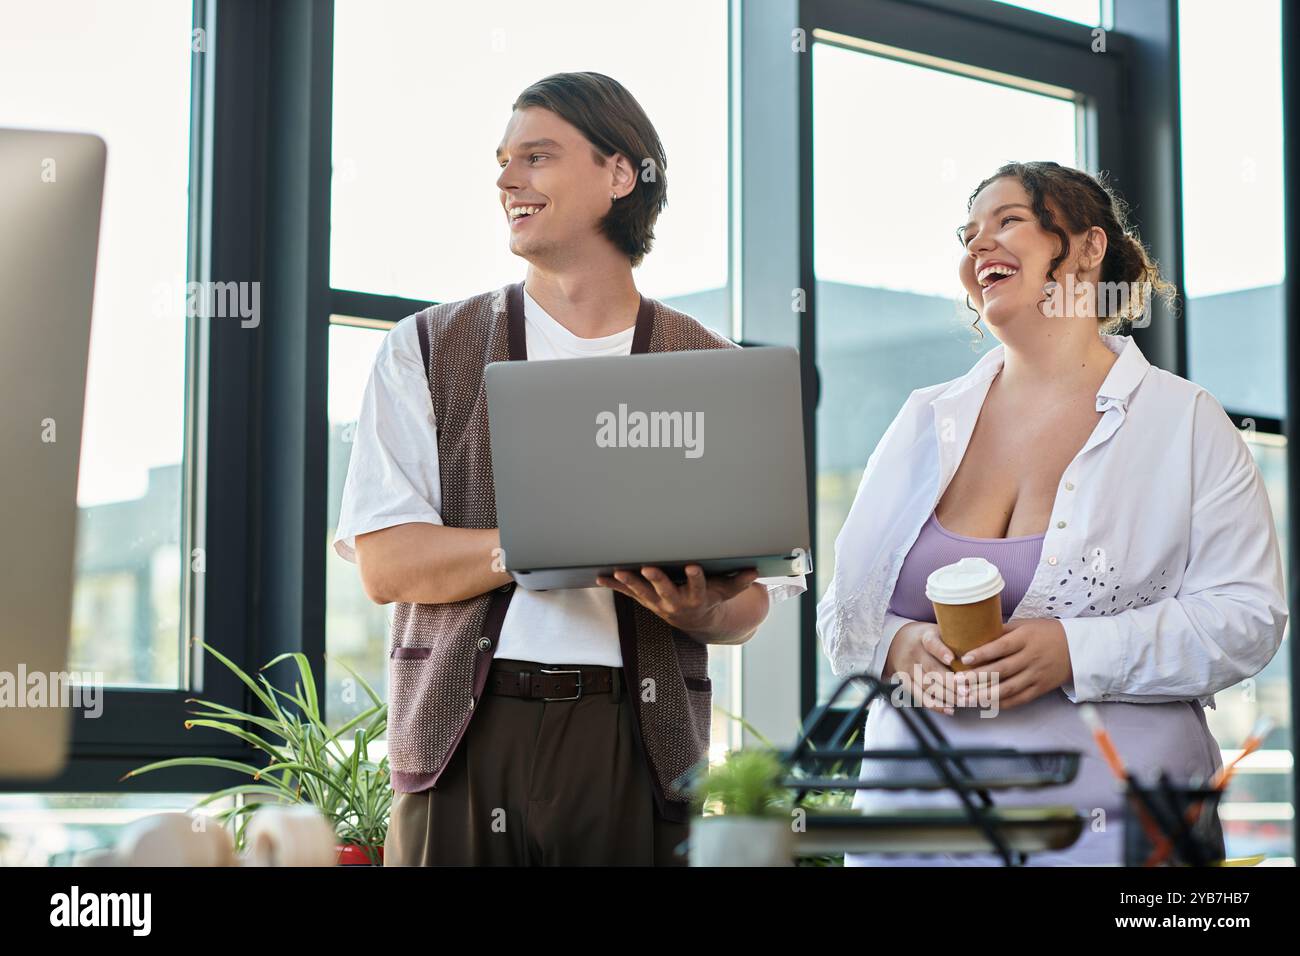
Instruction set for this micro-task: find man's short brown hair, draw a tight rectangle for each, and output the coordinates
[512,72,667,268]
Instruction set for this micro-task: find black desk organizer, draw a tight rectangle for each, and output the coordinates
[782,673,1085,866]
[1123,772,1226,866]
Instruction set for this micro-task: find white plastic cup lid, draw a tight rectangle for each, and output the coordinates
[925,557,1005,605]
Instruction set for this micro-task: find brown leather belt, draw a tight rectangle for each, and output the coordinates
[487,660,618,701]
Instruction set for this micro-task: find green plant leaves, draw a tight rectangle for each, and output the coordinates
[122,641,392,857]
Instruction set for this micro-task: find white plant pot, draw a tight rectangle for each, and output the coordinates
[690,815,793,867]
[244,805,338,867]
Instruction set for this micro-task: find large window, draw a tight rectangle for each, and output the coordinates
[1180,0,1291,861]
[326,321,391,733]
[1214,436,1292,861]
[1181,0,1285,421]
[330,0,728,321]
[811,36,1079,704]
[0,0,197,687]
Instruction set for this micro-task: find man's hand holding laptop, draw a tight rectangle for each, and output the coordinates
[596,565,768,645]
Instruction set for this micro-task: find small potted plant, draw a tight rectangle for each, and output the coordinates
[695,708,861,867]
[122,640,390,866]
[686,747,795,866]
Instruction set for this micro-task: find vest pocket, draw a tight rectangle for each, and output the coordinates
[390,646,432,659]
[684,677,713,741]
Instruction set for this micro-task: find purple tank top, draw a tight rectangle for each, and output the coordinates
[887,509,1045,622]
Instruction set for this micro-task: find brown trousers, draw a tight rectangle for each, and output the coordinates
[385,659,691,866]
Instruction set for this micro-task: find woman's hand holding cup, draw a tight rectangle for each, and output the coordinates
[882,621,964,715]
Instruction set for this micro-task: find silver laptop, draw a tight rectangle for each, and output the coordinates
[0,128,106,778]
[485,345,811,590]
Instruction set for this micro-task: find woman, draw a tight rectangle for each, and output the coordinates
[816,161,1288,866]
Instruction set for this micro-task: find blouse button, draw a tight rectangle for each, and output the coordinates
[1047,556,1058,566]
[1065,481,1075,491]
[1057,520,1067,529]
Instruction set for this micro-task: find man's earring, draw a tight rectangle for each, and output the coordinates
[610,192,617,201]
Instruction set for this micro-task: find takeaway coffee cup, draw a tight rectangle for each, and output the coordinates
[925,557,1005,672]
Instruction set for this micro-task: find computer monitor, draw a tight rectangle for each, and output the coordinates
[0,127,105,779]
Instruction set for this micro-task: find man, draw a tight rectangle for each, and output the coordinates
[334,71,806,866]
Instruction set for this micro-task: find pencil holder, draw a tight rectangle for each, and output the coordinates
[1123,773,1225,867]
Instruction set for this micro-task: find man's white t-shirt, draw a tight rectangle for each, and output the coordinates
[334,288,807,666]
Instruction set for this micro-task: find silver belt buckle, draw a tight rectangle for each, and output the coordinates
[539,667,583,701]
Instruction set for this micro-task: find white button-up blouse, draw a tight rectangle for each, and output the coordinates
[816,333,1288,710]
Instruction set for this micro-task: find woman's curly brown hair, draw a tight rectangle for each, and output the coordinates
[961,161,1179,340]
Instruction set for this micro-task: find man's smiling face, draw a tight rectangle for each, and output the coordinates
[495,106,616,265]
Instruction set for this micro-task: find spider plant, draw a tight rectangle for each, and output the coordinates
[121,639,390,865]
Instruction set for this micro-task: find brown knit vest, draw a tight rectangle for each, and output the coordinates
[386,281,739,823]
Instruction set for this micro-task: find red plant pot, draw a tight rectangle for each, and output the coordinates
[336,843,384,866]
